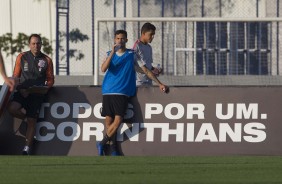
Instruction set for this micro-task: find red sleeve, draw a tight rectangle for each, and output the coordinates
[45,57,54,88]
[13,53,23,78]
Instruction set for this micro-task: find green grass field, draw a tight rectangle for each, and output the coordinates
[1,156,282,184]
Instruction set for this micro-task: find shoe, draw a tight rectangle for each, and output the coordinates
[96,142,104,156]
[110,144,119,156]
[22,146,30,155]
[111,151,119,156]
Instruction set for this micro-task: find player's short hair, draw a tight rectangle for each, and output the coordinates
[115,30,127,38]
[141,23,156,34]
[28,34,42,44]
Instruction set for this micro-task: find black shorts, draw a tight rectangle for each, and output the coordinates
[101,95,129,118]
[11,92,45,119]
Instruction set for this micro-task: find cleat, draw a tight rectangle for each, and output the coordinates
[22,146,30,155]
[111,151,119,156]
[96,142,104,156]
[110,144,119,156]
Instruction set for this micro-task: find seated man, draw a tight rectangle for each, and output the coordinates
[8,34,54,155]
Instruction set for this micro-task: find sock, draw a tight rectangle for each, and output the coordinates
[23,146,29,152]
[109,135,118,152]
[110,135,117,146]
[100,134,110,146]
[109,132,115,141]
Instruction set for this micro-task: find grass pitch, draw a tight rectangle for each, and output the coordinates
[1,156,282,184]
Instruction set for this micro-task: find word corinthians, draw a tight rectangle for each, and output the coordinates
[35,122,266,143]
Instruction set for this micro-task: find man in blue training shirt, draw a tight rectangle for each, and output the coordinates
[97,30,168,156]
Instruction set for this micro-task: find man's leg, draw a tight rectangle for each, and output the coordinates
[105,116,112,129]
[108,116,124,155]
[8,101,25,120]
[22,94,44,155]
[8,101,27,135]
[106,115,123,137]
[97,116,113,155]
[110,133,119,156]
[22,117,37,155]
[98,115,123,156]
[105,115,119,155]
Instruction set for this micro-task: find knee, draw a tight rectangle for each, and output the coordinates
[7,104,17,115]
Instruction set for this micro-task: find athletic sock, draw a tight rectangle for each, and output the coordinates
[100,134,110,146]
[109,133,116,143]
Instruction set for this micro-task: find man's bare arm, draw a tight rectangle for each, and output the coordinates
[141,65,162,85]
[139,65,169,93]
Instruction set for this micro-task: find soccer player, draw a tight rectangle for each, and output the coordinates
[133,22,162,86]
[8,34,54,155]
[97,30,168,156]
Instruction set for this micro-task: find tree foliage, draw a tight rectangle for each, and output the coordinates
[0,32,53,59]
[0,29,88,62]
[59,28,89,61]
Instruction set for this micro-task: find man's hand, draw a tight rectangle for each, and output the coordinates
[4,77,15,92]
[140,65,169,93]
[159,84,169,93]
